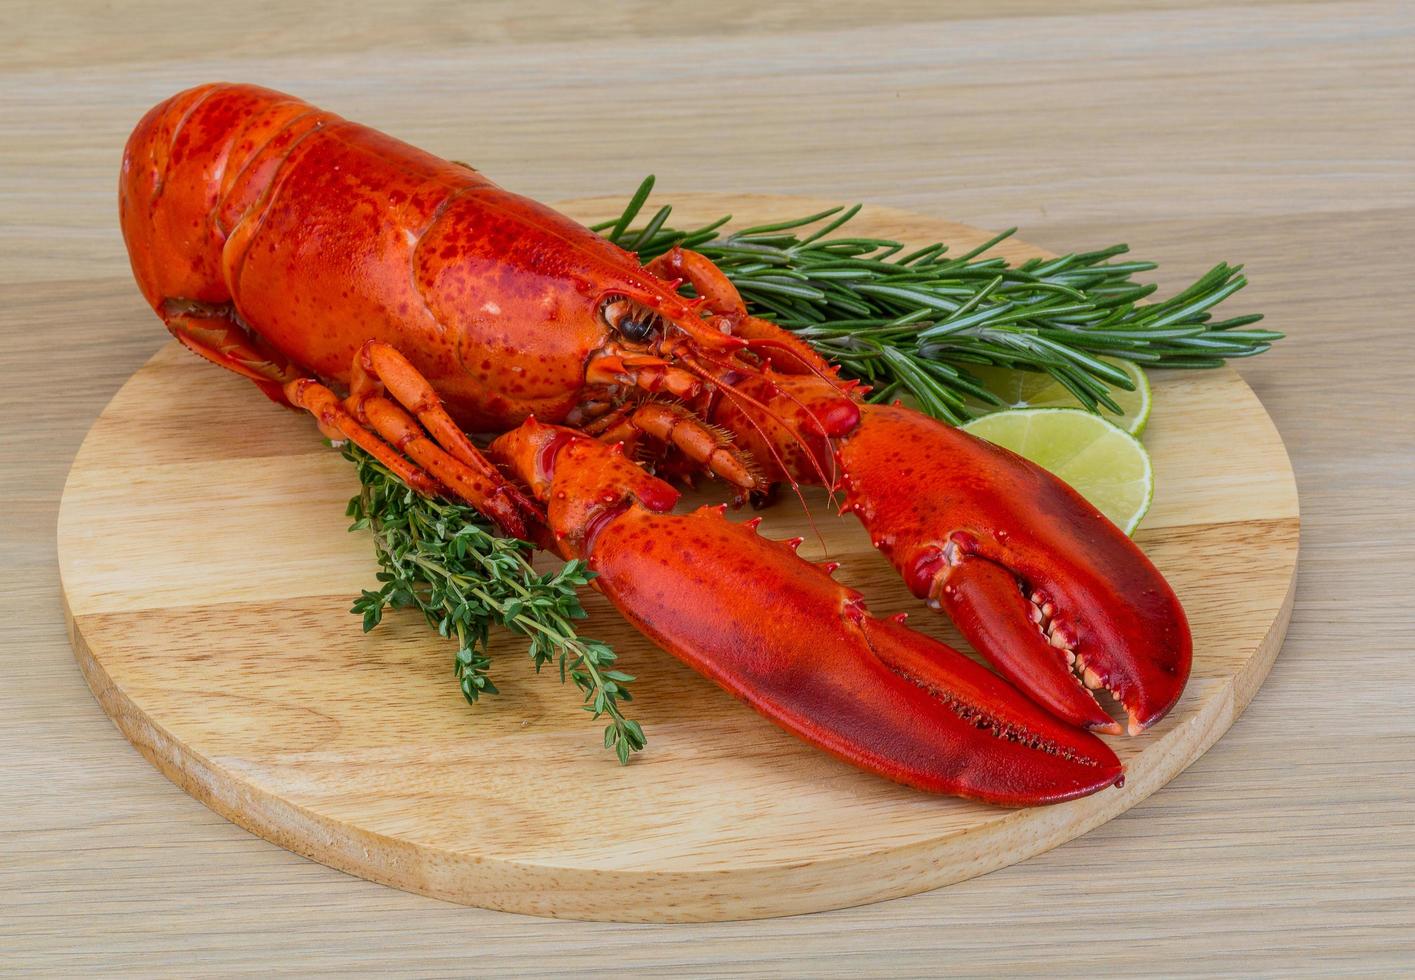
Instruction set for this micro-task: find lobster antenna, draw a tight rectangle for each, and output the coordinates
[686,347,844,509]
[738,337,854,495]
[743,336,843,387]
[676,354,829,555]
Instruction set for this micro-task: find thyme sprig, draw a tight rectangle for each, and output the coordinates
[593,177,1280,424]
[344,445,646,763]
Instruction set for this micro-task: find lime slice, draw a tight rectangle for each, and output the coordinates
[961,359,1151,436]
[960,408,1154,534]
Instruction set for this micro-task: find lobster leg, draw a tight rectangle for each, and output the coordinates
[349,344,537,508]
[287,378,542,542]
[586,402,761,490]
[285,380,443,497]
[162,303,302,405]
[488,419,1124,806]
[338,341,542,539]
[160,310,537,537]
[361,395,547,540]
[584,351,703,399]
[283,341,544,540]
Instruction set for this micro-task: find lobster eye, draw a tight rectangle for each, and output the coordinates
[602,296,657,343]
[618,315,654,342]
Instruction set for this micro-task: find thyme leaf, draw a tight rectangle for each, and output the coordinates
[344,445,645,764]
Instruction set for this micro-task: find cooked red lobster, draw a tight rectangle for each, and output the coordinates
[119,83,1191,806]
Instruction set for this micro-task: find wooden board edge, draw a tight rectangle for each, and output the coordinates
[56,194,1303,921]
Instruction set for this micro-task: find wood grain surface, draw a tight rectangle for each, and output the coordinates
[4,0,1413,972]
[55,199,1297,922]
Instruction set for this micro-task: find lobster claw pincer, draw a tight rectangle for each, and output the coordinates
[837,403,1191,736]
[491,420,1124,806]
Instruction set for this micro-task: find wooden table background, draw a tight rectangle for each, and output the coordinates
[4,1,1412,974]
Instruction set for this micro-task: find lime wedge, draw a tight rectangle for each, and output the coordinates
[961,359,1151,436]
[960,408,1154,534]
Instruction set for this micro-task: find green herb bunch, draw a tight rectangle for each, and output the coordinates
[593,177,1280,423]
[344,445,645,763]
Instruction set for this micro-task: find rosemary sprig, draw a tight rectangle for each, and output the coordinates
[343,445,646,763]
[593,177,1281,424]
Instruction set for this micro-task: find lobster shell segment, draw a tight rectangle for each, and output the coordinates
[838,403,1192,735]
[493,422,1124,805]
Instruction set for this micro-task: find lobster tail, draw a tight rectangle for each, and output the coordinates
[120,83,306,311]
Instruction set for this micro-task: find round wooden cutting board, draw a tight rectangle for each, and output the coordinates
[58,196,1298,922]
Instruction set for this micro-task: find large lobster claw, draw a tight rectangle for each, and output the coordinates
[492,420,1124,806]
[838,403,1191,736]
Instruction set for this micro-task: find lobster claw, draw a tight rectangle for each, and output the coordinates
[838,403,1191,736]
[589,507,1125,804]
[491,420,1124,806]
